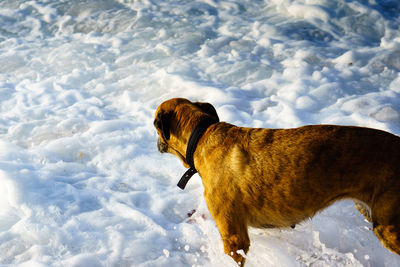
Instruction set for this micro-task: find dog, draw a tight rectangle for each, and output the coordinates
[154,98,400,265]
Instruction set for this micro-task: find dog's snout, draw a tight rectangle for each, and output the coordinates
[157,138,168,153]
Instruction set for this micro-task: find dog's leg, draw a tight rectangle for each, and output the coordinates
[216,217,250,266]
[371,190,400,255]
[374,224,400,255]
[206,197,250,266]
[214,213,250,266]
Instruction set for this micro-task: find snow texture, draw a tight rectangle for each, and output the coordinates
[0,0,400,266]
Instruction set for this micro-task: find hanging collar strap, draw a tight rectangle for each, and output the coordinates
[177,117,216,190]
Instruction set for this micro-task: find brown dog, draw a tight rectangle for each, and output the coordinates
[154,98,400,265]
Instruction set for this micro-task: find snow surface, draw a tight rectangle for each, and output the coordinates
[1,0,400,266]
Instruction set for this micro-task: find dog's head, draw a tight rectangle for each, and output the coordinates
[154,98,219,167]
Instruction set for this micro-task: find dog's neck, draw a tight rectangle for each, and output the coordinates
[177,117,217,189]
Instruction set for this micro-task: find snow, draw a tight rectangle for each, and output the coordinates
[0,0,400,266]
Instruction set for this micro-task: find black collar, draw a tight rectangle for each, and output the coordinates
[177,117,217,190]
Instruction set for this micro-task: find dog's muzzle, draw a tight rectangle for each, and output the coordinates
[157,138,168,153]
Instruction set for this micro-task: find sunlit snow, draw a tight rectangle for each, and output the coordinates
[1,0,400,266]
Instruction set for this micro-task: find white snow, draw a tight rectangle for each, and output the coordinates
[0,0,400,266]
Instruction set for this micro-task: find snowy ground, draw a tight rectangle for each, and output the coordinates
[1,0,400,266]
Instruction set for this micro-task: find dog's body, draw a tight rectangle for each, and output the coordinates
[154,98,400,265]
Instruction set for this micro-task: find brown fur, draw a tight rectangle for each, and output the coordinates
[154,98,400,265]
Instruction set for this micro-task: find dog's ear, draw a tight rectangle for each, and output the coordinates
[195,102,219,122]
[154,111,171,140]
